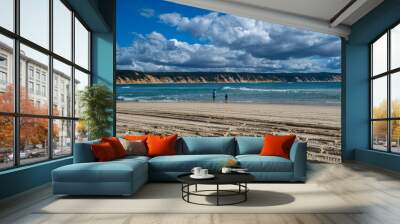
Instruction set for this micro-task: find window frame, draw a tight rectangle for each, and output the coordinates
[0,53,7,86]
[0,0,92,171]
[370,21,400,154]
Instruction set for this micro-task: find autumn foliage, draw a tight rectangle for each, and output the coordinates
[372,99,400,142]
[0,85,59,151]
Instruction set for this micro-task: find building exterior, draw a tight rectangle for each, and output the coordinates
[0,43,12,93]
[0,41,73,154]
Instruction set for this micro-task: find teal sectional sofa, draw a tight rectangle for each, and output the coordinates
[52,137,307,196]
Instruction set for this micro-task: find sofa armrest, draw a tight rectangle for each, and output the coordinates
[73,140,100,163]
[289,141,307,181]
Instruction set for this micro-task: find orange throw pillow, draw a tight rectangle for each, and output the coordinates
[260,134,296,159]
[146,134,178,157]
[91,142,117,162]
[125,135,148,141]
[101,137,127,158]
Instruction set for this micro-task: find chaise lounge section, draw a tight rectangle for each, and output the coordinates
[52,141,149,196]
[52,136,307,196]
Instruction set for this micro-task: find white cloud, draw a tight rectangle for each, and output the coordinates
[159,12,340,60]
[117,32,339,73]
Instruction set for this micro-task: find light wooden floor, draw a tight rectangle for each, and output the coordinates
[1,162,400,224]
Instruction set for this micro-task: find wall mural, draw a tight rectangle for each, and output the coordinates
[116,0,342,163]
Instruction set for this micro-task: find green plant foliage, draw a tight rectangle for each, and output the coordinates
[79,84,113,140]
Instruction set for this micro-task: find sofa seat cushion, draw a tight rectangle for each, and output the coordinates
[53,159,147,183]
[149,154,235,172]
[117,155,150,162]
[236,155,293,172]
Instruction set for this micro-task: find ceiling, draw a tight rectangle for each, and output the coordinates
[166,0,384,38]
[66,0,114,32]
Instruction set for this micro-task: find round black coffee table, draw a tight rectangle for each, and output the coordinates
[177,173,255,206]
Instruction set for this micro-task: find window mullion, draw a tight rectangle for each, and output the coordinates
[370,45,373,149]
[48,0,54,160]
[388,30,391,153]
[13,0,20,167]
[71,10,76,154]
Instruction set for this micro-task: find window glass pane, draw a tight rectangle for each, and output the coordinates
[391,120,400,153]
[0,0,14,31]
[74,69,89,118]
[391,72,400,118]
[20,0,49,49]
[53,59,72,117]
[372,121,388,151]
[74,18,89,70]
[0,116,13,170]
[53,0,72,60]
[20,44,49,115]
[391,24,400,70]
[75,120,88,143]
[20,117,49,165]
[372,33,387,76]
[53,119,72,157]
[372,76,387,119]
[0,34,14,112]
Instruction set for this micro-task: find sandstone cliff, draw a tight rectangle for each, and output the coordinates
[116,70,341,84]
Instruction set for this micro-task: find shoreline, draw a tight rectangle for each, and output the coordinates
[116,82,341,107]
[116,100,341,107]
[116,81,342,85]
[117,102,341,163]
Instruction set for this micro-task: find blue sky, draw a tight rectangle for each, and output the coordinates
[117,0,341,73]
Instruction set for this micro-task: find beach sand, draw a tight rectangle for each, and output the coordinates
[117,102,341,163]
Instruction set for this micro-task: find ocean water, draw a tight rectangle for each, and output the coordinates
[116,82,341,105]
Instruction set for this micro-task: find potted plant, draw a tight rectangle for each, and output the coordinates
[79,84,113,140]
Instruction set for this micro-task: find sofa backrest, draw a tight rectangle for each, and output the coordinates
[74,136,300,161]
[235,136,264,155]
[73,139,100,163]
[178,137,236,155]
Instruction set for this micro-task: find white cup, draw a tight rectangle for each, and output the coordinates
[221,167,232,174]
[191,167,202,176]
[200,169,208,176]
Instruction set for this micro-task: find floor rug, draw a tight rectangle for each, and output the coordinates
[37,183,362,214]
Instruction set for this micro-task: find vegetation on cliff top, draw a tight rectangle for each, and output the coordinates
[116,70,341,84]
